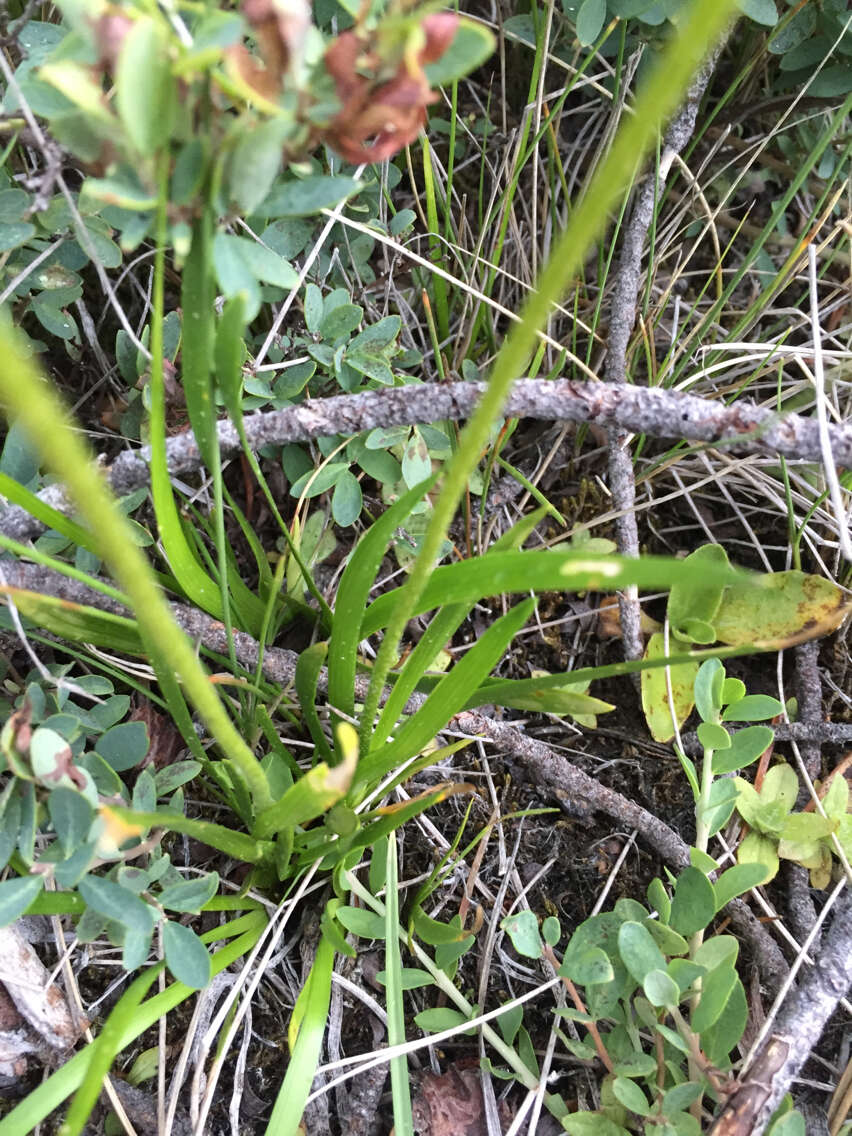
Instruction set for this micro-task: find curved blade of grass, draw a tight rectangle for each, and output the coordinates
[0,318,273,813]
[296,640,334,763]
[215,293,333,627]
[355,598,535,790]
[0,587,142,653]
[371,603,468,751]
[323,476,437,742]
[110,807,273,862]
[266,936,334,1136]
[360,0,740,743]
[371,507,549,750]
[386,829,414,1136]
[254,741,357,840]
[0,911,266,1136]
[0,472,95,553]
[299,777,472,872]
[362,551,742,638]
[61,966,161,1136]
[181,212,217,470]
[0,533,130,607]
[148,161,223,618]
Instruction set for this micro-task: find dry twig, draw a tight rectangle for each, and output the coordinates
[2,378,850,543]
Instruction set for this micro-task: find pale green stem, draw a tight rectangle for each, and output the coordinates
[0,320,273,814]
[360,0,741,746]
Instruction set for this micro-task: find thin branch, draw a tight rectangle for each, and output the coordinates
[0,558,789,993]
[604,47,724,665]
[2,378,850,543]
[709,886,851,1136]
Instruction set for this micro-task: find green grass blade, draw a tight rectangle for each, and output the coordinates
[180,213,217,469]
[148,162,223,618]
[360,0,741,740]
[0,912,266,1136]
[61,967,161,1136]
[371,603,468,750]
[296,640,334,763]
[324,477,438,741]
[111,807,273,862]
[0,319,273,813]
[356,598,535,789]
[0,587,142,653]
[371,507,549,749]
[215,293,333,627]
[361,550,741,637]
[265,937,334,1136]
[0,472,96,552]
[386,829,414,1136]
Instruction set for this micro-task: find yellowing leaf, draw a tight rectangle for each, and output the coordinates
[640,632,698,743]
[714,571,852,649]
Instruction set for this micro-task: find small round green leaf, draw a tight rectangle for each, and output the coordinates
[722,695,784,722]
[157,872,219,913]
[669,867,715,938]
[48,787,94,852]
[414,1007,472,1033]
[79,876,155,935]
[617,921,666,983]
[612,1076,651,1117]
[115,17,175,155]
[501,911,543,960]
[95,721,149,772]
[332,470,363,527]
[642,968,679,1009]
[575,0,606,45]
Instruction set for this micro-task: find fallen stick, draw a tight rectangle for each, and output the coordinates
[1,378,849,544]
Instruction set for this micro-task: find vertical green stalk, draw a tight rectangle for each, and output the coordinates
[421,136,450,342]
[361,0,741,740]
[0,325,273,814]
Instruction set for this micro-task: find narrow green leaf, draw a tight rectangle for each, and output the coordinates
[385,830,414,1136]
[329,478,437,726]
[362,552,742,637]
[215,294,247,422]
[266,937,334,1135]
[295,641,333,763]
[181,215,217,469]
[356,598,535,787]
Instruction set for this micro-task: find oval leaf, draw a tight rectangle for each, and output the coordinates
[162,920,211,988]
[0,876,44,925]
[116,18,175,155]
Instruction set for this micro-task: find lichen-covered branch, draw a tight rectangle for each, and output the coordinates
[709,889,852,1135]
[1,378,848,543]
[604,47,724,665]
